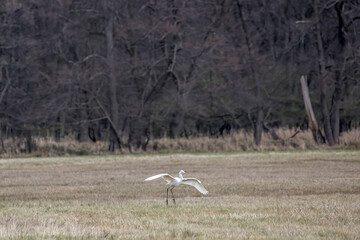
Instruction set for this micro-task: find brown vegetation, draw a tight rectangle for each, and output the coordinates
[1,128,359,157]
[0,151,359,239]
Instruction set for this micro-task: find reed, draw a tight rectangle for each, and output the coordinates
[0,128,358,157]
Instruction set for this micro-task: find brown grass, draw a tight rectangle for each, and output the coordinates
[0,151,359,239]
[154,128,360,152]
[1,128,359,157]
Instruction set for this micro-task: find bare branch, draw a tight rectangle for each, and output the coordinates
[0,66,11,105]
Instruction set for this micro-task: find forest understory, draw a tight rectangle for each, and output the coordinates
[1,128,359,157]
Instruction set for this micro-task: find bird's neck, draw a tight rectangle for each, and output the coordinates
[179,172,183,179]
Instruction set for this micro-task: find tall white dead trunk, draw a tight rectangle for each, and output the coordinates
[300,75,323,144]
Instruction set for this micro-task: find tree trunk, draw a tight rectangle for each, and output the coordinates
[330,102,340,144]
[25,130,37,153]
[253,106,264,146]
[319,77,335,146]
[78,106,88,142]
[94,96,122,150]
[106,14,118,128]
[314,0,335,146]
[330,2,346,144]
[55,100,67,142]
[330,68,346,144]
[300,75,324,144]
[0,65,11,105]
[237,1,264,146]
[104,2,121,150]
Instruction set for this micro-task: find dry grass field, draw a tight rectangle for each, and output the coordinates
[0,151,360,239]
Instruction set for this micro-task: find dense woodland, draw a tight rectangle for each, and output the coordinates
[0,0,359,152]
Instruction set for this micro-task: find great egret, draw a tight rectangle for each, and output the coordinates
[144,170,208,205]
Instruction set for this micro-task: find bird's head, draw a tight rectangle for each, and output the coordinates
[179,170,186,178]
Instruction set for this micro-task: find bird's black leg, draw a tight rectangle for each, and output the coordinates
[166,187,170,205]
[170,187,176,204]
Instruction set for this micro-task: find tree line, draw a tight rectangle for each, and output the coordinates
[0,0,359,152]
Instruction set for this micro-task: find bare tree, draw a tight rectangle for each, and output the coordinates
[0,0,359,152]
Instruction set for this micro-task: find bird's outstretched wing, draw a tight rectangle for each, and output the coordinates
[182,178,208,195]
[144,174,175,183]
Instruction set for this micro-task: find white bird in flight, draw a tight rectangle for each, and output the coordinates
[144,170,208,205]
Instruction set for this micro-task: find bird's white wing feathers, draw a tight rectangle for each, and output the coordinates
[144,174,175,183]
[182,178,208,195]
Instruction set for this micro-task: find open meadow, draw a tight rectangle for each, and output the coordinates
[0,151,360,239]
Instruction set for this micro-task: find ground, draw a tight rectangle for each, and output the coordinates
[0,151,359,239]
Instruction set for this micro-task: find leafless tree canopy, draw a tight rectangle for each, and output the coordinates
[0,0,359,151]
